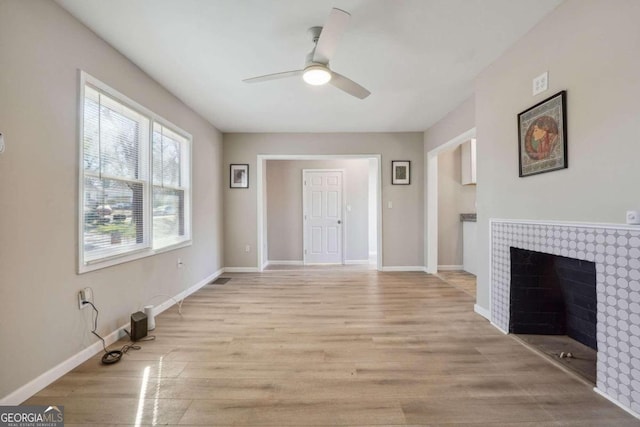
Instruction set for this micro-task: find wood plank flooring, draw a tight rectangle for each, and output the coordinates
[436,271,476,298]
[25,270,638,426]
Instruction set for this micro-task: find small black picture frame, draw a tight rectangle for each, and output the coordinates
[518,90,568,177]
[230,164,249,188]
[392,160,411,185]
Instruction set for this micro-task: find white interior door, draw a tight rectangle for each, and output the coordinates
[303,170,343,264]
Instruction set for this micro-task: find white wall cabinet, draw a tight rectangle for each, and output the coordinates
[461,139,477,185]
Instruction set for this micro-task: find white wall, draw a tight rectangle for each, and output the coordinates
[266,159,370,262]
[474,0,640,310]
[437,146,476,267]
[0,0,224,400]
[424,97,475,153]
[223,133,424,269]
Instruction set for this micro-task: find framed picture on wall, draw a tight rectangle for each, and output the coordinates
[518,90,568,177]
[392,160,411,185]
[230,164,249,188]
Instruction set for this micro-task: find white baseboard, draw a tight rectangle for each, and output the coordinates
[303,262,343,266]
[0,268,223,406]
[345,260,370,265]
[223,267,260,273]
[151,268,224,318]
[594,387,640,420]
[474,304,491,321]
[381,266,426,272]
[437,265,464,271]
[266,260,304,266]
[491,322,509,334]
[0,323,128,406]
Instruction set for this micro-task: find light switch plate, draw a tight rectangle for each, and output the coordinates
[533,71,548,96]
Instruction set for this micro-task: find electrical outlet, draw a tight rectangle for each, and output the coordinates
[626,210,640,225]
[78,287,92,309]
[245,245,251,253]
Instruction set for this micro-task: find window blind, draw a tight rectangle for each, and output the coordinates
[152,123,190,249]
[79,74,192,271]
[82,86,150,263]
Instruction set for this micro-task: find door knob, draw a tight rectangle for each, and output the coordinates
[337,220,342,224]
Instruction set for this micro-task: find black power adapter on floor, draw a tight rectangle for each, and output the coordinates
[130,311,148,341]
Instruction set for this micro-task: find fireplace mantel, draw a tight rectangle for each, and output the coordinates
[490,219,640,417]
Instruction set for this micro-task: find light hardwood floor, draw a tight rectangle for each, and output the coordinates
[436,271,477,298]
[25,270,638,426]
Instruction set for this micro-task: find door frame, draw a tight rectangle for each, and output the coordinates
[302,169,346,265]
[425,127,476,274]
[257,154,382,272]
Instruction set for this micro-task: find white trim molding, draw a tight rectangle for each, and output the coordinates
[491,217,640,231]
[345,260,370,265]
[594,388,640,420]
[437,265,464,271]
[152,268,224,317]
[0,323,130,406]
[474,304,491,321]
[266,260,304,266]
[491,322,509,335]
[0,268,223,406]
[223,267,260,273]
[381,266,427,272]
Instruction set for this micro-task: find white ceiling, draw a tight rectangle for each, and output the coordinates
[56,0,562,133]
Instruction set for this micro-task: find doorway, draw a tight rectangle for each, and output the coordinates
[257,155,381,271]
[426,128,476,274]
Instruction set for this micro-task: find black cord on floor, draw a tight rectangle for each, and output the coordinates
[123,328,156,342]
[84,301,141,365]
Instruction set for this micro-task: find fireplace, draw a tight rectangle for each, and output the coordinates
[509,247,597,349]
[490,220,640,416]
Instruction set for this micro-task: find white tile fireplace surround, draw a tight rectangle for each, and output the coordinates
[490,219,640,417]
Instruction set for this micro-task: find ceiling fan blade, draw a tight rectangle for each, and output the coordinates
[243,70,303,83]
[329,72,371,99]
[312,8,351,64]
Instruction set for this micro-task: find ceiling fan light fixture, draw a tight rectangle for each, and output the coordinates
[302,65,332,85]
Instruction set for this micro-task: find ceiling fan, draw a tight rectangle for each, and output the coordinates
[243,8,371,99]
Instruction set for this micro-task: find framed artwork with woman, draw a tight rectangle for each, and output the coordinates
[518,90,567,177]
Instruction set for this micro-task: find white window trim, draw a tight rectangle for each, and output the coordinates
[78,70,192,274]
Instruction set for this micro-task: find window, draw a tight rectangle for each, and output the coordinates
[79,72,191,272]
[152,124,190,249]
